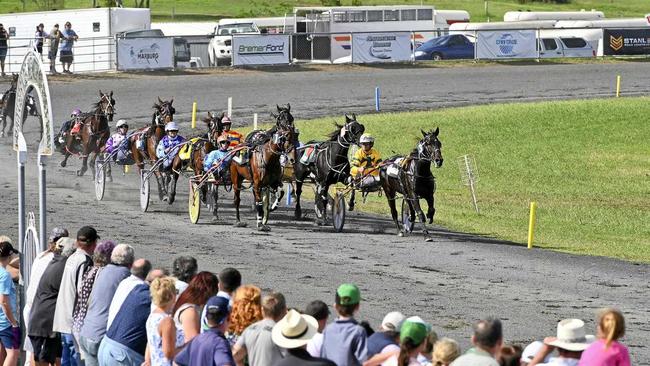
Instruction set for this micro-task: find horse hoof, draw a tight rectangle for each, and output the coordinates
[60,161,67,168]
[0,131,4,138]
[348,204,355,212]
[167,197,175,205]
[425,237,434,242]
[76,170,84,176]
[107,176,113,183]
[162,196,169,202]
[398,231,404,237]
[234,221,247,228]
[257,224,271,232]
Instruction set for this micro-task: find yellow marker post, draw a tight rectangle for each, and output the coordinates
[527,201,537,249]
[616,75,621,97]
[191,101,197,129]
[124,165,129,174]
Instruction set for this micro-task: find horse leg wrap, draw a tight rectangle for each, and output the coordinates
[255,202,264,221]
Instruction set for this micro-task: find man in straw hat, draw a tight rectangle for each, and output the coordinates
[272,309,336,366]
[527,318,595,366]
[175,295,234,366]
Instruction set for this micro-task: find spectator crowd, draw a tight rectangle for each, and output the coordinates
[0,226,633,366]
[0,21,78,77]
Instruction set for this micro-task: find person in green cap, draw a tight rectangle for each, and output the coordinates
[320,283,367,366]
[380,319,428,366]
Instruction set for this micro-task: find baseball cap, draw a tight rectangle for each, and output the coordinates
[49,227,69,242]
[382,311,406,332]
[0,242,19,258]
[406,315,433,332]
[205,296,231,325]
[336,283,360,306]
[77,226,99,243]
[400,320,428,345]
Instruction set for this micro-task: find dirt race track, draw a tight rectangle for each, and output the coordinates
[0,63,649,363]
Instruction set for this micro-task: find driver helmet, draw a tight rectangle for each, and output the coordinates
[116,119,128,128]
[165,122,179,132]
[71,108,82,117]
[360,134,375,144]
[217,135,229,146]
[221,115,232,125]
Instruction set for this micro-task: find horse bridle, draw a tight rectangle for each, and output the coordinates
[155,102,174,125]
[98,94,115,118]
[337,120,363,147]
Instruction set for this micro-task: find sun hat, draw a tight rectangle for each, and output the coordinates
[77,226,99,243]
[49,227,69,242]
[546,319,595,352]
[0,242,19,258]
[382,311,406,332]
[400,319,428,345]
[336,283,361,305]
[272,309,318,349]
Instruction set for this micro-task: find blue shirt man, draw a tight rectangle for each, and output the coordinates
[203,135,232,174]
[175,296,234,366]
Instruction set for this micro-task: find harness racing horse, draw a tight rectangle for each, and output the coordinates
[129,97,175,201]
[59,91,115,177]
[169,111,224,207]
[231,125,296,231]
[380,128,444,237]
[292,114,365,222]
[245,103,295,208]
[0,74,40,137]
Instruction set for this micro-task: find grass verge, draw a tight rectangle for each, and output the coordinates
[2,0,648,22]
[245,97,649,262]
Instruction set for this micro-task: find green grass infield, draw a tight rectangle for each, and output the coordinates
[244,97,649,262]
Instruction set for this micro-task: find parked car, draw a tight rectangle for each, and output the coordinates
[208,20,260,66]
[538,37,595,58]
[414,34,474,61]
[118,29,191,66]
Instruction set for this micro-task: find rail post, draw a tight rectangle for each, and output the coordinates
[227,97,232,117]
[191,101,197,129]
[375,87,380,112]
[527,201,537,249]
[253,113,258,130]
[616,75,621,97]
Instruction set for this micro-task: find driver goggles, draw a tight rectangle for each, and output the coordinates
[119,125,129,129]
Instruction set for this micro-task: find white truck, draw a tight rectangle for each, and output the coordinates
[207,19,260,66]
[0,7,150,73]
[537,36,595,58]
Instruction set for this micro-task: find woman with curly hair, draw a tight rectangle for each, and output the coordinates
[173,271,219,344]
[227,284,263,344]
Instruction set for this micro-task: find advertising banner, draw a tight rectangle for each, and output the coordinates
[476,30,537,59]
[117,38,174,70]
[351,32,412,63]
[603,28,650,55]
[232,35,290,66]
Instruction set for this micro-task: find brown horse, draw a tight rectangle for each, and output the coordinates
[59,91,115,177]
[230,125,296,231]
[168,111,224,206]
[129,97,175,201]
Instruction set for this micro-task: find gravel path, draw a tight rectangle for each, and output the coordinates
[0,63,648,363]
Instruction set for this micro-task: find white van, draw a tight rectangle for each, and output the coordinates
[538,37,594,58]
[207,19,260,66]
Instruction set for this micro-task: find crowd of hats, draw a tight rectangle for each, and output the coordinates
[0,226,630,366]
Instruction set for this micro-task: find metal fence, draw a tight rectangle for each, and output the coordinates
[3,36,116,74]
[2,27,648,74]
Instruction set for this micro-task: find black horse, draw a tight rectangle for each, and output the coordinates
[293,114,365,222]
[380,128,443,237]
[245,104,294,145]
[1,75,40,137]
